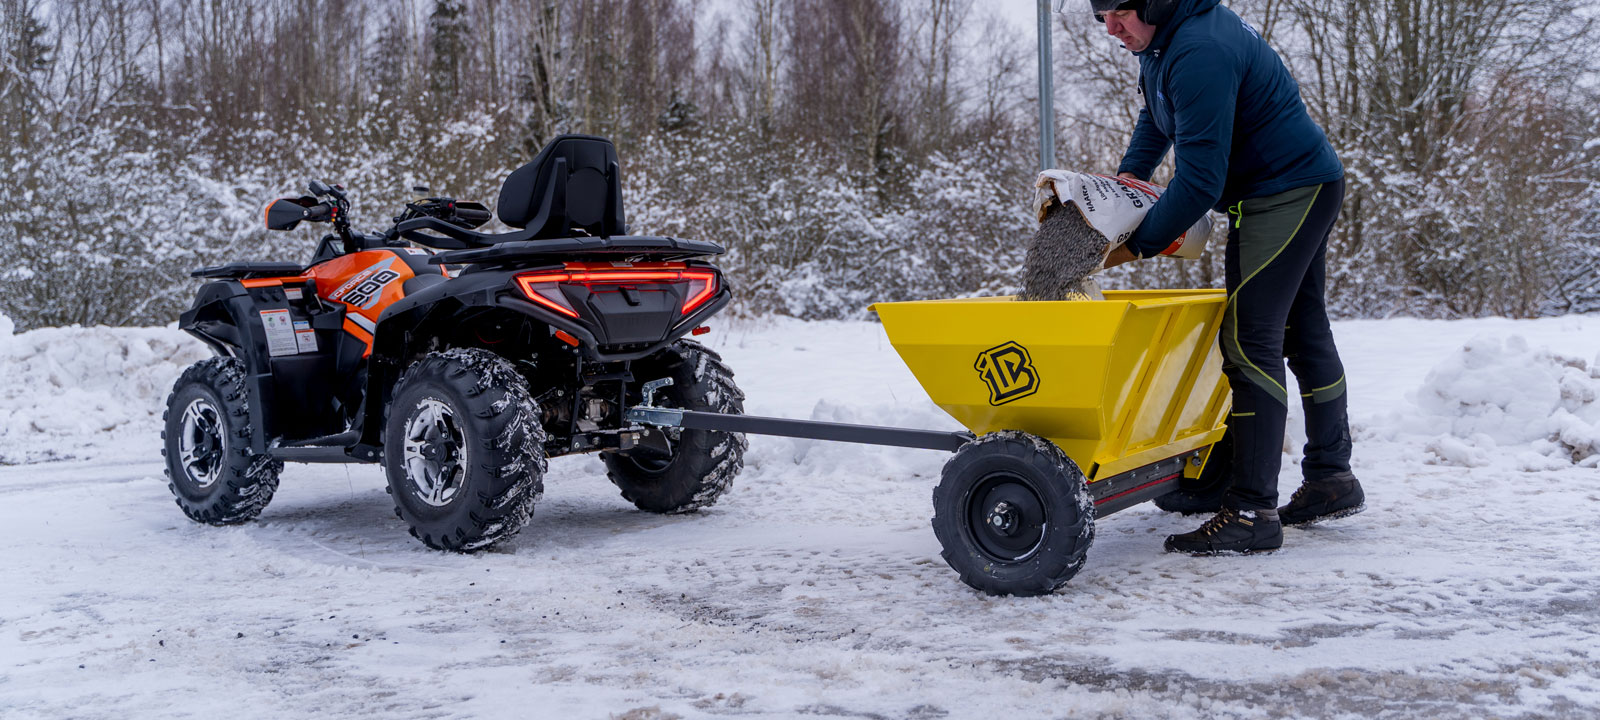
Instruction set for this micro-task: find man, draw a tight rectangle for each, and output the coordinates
[1087,0,1365,554]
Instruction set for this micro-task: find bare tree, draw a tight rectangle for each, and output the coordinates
[787,0,903,177]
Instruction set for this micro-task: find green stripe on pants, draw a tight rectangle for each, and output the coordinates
[1221,183,1323,406]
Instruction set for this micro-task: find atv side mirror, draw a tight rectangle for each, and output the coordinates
[265,196,322,231]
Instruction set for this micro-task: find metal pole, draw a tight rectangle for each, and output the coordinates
[1037,0,1056,172]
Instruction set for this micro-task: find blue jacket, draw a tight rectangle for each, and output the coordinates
[1116,0,1343,257]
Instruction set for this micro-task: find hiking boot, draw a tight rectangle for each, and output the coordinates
[1278,472,1365,526]
[1153,482,1226,515]
[1163,507,1283,555]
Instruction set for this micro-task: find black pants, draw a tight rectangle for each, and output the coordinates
[1219,178,1352,511]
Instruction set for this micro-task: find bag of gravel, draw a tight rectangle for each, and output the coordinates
[1032,171,1215,259]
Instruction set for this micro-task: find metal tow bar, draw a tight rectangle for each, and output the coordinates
[624,378,971,452]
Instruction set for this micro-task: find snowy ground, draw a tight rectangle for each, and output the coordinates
[2,314,1598,719]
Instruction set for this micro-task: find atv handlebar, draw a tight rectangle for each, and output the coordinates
[456,206,492,226]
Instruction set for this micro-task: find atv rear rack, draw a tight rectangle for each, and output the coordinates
[423,235,725,265]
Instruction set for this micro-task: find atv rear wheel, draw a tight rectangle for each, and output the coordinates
[604,340,746,514]
[384,349,546,552]
[162,358,283,524]
[932,431,1095,596]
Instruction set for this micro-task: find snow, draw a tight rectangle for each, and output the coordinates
[1412,334,1600,467]
[0,323,210,465]
[3,315,1600,718]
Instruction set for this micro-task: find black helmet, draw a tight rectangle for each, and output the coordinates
[1084,0,1142,12]
[1075,0,1180,25]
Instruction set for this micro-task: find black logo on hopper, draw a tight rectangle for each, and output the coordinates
[975,341,1040,405]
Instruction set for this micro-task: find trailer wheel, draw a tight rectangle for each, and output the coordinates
[162,358,283,525]
[384,349,546,552]
[932,431,1094,596]
[605,340,747,513]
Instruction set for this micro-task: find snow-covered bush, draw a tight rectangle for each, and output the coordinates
[626,130,1038,319]
[1417,335,1600,468]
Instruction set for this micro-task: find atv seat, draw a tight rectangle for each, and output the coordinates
[402,273,448,296]
[192,261,303,279]
[394,134,629,250]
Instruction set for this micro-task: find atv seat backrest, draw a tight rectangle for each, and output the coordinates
[498,134,628,239]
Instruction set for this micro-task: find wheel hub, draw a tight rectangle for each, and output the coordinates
[178,397,225,489]
[987,501,1020,534]
[401,399,467,507]
[968,474,1048,562]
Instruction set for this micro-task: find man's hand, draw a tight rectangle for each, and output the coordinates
[1103,244,1139,269]
[1117,172,1141,181]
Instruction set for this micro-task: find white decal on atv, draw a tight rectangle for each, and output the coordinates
[330,268,374,302]
[259,309,299,357]
[330,257,404,310]
[293,320,318,353]
[348,312,377,333]
[341,269,403,309]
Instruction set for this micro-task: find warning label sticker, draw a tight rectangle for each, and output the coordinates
[260,310,299,357]
[293,320,318,353]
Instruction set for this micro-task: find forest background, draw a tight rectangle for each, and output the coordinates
[1,0,1597,330]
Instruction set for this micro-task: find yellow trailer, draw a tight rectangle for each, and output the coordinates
[872,289,1229,483]
[868,289,1232,595]
[628,289,1232,596]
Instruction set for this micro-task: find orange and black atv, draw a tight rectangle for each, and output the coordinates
[161,135,746,551]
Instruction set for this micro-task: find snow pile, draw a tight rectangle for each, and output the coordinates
[0,325,208,464]
[1415,334,1600,468]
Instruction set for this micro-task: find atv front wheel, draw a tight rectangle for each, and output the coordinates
[384,349,546,551]
[162,358,283,524]
[932,431,1095,596]
[604,340,747,513]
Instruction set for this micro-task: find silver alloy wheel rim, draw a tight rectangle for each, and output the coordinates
[179,397,225,489]
[402,398,467,507]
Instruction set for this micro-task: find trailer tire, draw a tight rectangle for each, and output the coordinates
[604,340,747,514]
[161,358,283,525]
[384,349,546,552]
[933,431,1094,596]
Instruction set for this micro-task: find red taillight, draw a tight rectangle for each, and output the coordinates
[679,270,718,314]
[514,264,720,318]
[514,275,582,318]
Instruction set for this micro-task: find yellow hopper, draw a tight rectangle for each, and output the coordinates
[872,289,1229,482]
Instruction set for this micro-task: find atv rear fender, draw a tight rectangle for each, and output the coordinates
[178,280,349,454]
[356,265,732,451]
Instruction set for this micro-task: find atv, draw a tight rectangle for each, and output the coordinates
[161,134,747,551]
